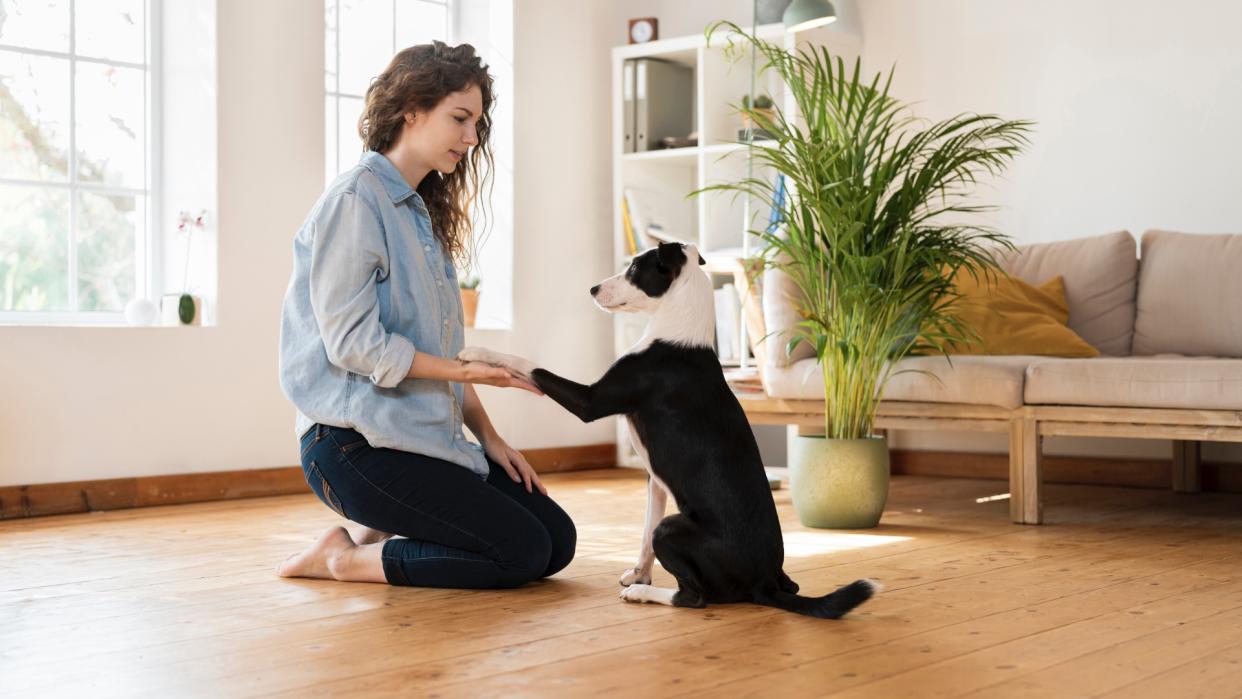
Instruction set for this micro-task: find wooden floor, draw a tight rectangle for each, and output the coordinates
[3,469,1242,698]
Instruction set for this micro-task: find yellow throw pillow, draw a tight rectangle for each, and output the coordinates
[938,270,1100,357]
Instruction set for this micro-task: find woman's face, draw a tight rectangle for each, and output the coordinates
[400,84,483,175]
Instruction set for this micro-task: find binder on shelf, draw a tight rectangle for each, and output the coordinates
[622,60,636,154]
[634,58,693,153]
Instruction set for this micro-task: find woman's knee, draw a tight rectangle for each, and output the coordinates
[542,513,577,578]
[493,520,553,587]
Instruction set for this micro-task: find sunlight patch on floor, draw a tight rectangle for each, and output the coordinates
[975,492,1011,504]
[781,531,911,558]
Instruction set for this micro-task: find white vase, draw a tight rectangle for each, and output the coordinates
[124,298,158,326]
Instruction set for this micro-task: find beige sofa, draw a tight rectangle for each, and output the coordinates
[741,230,1242,524]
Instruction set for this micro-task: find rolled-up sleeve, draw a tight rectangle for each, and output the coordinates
[308,190,416,388]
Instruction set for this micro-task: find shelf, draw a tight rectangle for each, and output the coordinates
[622,140,780,165]
[622,146,699,164]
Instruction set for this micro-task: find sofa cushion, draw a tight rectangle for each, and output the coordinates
[936,272,1098,357]
[1024,355,1242,410]
[1132,230,1242,357]
[763,355,1036,409]
[997,230,1138,356]
[761,262,816,367]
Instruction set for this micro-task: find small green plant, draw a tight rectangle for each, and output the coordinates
[178,294,196,324]
[458,274,481,290]
[741,93,775,110]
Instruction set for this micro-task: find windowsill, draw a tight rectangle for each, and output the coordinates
[0,322,215,329]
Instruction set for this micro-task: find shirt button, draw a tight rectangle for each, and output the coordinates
[423,244,431,252]
[436,280,442,287]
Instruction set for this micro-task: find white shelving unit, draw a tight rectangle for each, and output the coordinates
[610,22,860,468]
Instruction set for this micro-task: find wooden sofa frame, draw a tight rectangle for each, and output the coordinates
[740,398,1242,524]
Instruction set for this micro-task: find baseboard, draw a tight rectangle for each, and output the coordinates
[891,449,1242,493]
[0,443,617,520]
[522,443,617,473]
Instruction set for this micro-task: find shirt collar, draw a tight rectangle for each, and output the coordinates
[360,150,421,206]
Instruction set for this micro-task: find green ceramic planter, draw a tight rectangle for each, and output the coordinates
[789,434,890,529]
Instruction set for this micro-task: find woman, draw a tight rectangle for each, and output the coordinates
[277,42,575,588]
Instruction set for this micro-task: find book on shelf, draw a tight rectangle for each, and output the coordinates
[643,224,692,246]
[619,196,639,255]
[623,189,648,245]
[767,174,786,234]
[624,189,693,249]
[723,365,764,396]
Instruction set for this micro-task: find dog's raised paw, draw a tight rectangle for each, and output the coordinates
[619,567,652,587]
[455,347,496,365]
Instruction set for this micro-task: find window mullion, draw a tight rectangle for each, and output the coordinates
[68,0,78,312]
[145,0,160,302]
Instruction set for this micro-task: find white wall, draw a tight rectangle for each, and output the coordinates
[0,0,617,487]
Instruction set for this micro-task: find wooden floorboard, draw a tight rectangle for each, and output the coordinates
[2,468,1241,698]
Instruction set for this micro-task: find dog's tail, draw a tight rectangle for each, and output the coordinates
[754,578,881,619]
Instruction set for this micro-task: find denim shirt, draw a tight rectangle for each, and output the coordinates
[279,150,488,478]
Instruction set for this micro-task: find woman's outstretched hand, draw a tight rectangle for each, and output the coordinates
[481,433,547,495]
[458,361,543,395]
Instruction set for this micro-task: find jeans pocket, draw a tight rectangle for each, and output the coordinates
[304,460,347,519]
[339,437,370,455]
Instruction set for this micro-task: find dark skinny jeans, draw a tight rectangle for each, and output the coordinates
[299,423,576,588]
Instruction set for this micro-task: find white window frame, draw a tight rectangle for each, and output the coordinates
[0,0,160,326]
[325,0,454,179]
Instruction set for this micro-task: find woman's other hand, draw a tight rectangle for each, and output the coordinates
[481,433,547,495]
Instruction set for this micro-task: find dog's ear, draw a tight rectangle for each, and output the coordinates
[656,242,686,271]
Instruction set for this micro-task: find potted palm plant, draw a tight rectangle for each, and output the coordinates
[701,22,1032,528]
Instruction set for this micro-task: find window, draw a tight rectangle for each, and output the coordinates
[0,0,155,323]
[325,0,453,180]
[325,0,513,329]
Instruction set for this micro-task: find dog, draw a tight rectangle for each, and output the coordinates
[458,242,878,618]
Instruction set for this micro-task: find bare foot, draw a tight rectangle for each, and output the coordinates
[351,525,394,546]
[277,526,355,580]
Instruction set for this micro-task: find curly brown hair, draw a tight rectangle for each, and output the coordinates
[358,42,494,267]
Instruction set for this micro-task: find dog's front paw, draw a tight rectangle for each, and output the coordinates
[456,346,499,365]
[619,584,652,604]
[619,567,652,587]
[456,347,536,379]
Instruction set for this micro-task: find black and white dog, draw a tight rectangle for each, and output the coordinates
[458,242,877,618]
